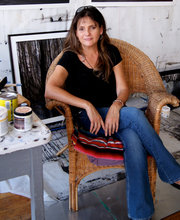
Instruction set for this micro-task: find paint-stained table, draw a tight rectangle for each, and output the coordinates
[0,112,51,220]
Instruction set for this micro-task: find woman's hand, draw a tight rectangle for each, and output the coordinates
[85,103,105,135]
[104,102,122,136]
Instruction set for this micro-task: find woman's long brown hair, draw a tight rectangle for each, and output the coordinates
[64,6,113,82]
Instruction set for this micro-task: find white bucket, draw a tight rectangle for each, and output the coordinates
[0,106,8,136]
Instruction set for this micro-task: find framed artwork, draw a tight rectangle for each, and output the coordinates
[91,0,173,6]
[8,31,68,123]
[0,0,69,5]
[92,0,172,2]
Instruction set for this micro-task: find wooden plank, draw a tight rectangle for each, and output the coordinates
[161,211,180,220]
[0,193,31,220]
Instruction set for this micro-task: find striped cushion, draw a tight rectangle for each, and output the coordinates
[71,130,124,160]
[77,131,123,151]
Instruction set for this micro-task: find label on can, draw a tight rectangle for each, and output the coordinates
[0,91,18,121]
[0,106,8,136]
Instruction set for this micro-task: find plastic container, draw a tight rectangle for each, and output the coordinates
[14,106,32,131]
[161,105,170,118]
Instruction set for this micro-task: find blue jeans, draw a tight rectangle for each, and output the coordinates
[75,107,180,220]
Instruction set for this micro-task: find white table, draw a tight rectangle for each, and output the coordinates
[0,113,51,220]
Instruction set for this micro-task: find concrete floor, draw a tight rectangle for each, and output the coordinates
[45,164,180,220]
[45,108,180,220]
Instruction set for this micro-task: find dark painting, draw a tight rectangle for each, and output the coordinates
[92,0,172,2]
[9,32,67,121]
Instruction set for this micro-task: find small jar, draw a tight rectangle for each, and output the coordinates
[14,106,32,131]
[0,106,8,136]
[161,105,170,118]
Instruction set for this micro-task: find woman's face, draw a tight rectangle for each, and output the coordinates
[76,16,103,49]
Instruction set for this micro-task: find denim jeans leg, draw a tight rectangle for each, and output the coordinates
[115,128,154,220]
[119,107,180,184]
[76,108,154,219]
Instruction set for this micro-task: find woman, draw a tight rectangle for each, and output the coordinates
[45,6,180,220]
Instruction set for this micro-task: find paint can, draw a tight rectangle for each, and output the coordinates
[14,106,32,132]
[161,105,170,118]
[0,91,18,121]
[0,106,8,136]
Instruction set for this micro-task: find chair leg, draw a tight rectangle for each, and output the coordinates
[148,158,157,202]
[69,182,78,211]
[74,185,78,211]
[150,174,156,203]
[69,183,73,211]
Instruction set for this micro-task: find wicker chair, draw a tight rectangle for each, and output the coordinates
[45,38,179,211]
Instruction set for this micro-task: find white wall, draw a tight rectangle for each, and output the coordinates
[0,0,180,83]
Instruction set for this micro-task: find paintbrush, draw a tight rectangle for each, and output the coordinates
[5,83,22,87]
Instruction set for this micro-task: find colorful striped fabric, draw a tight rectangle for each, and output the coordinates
[77,131,123,151]
[71,130,124,160]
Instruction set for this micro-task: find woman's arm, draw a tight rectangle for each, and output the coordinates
[104,62,129,136]
[45,65,105,134]
[45,65,88,108]
[114,62,129,104]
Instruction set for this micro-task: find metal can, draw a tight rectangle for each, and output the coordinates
[14,106,32,132]
[0,106,8,136]
[0,91,18,121]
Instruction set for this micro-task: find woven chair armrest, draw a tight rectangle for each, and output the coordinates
[46,99,71,117]
[45,99,74,149]
[17,94,30,106]
[146,92,179,134]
